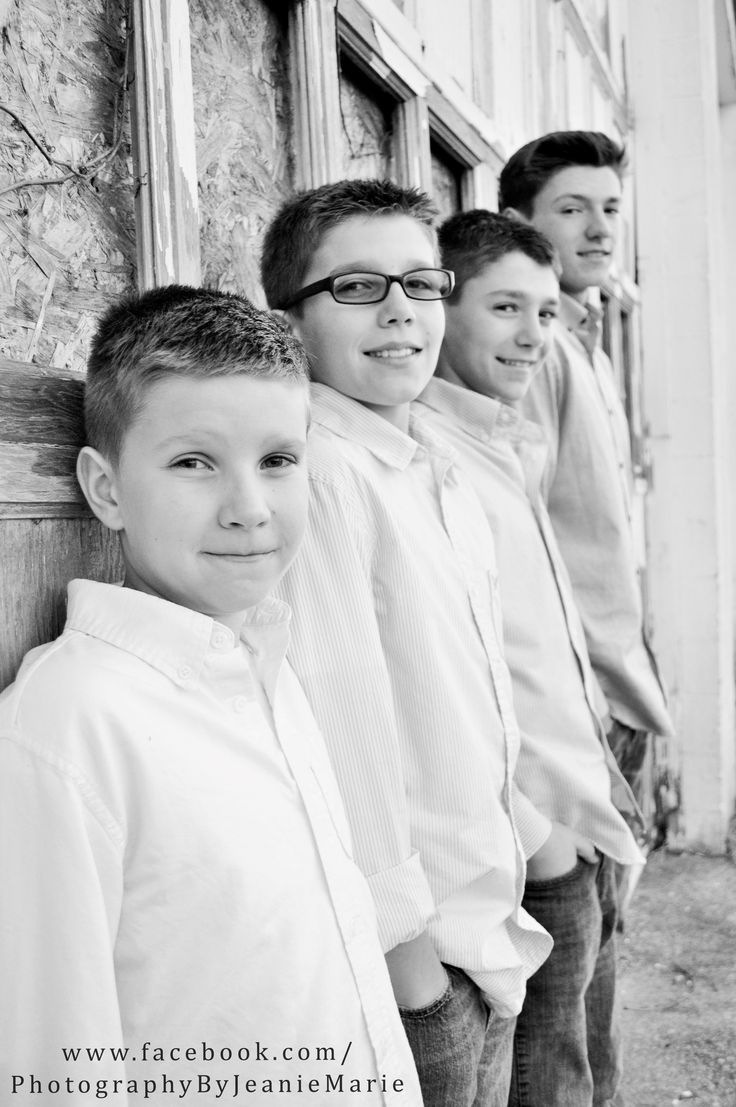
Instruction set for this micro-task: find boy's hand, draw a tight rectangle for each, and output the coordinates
[384,931,449,1009]
[527,821,598,882]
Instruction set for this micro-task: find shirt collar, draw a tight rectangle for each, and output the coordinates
[417,377,548,498]
[559,292,589,330]
[310,382,448,470]
[559,292,602,330]
[419,376,546,447]
[65,580,291,689]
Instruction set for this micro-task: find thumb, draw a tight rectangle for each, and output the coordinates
[574,835,599,864]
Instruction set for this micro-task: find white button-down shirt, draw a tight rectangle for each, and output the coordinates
[416,379,643,865]
[0,581,421,1105]
[522,294,674,736]
[278,384,551,1019]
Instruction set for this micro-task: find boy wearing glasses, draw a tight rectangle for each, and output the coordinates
[262,180,552,1107]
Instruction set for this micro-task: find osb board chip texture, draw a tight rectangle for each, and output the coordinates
[190,0,293,303]
[0,0,135,373]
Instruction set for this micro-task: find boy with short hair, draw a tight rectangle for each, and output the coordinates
[498,130,674,816]
[0,286,422,1105]
[262,180,552,1107]
[414,209,643,1107]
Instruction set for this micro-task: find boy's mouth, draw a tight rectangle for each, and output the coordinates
[205,550,276,560]
[365,342,422,360]
[496,358,539,367]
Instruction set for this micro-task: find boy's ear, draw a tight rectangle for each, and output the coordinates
[279,309,305,343]
[76,446,125,532]
[502,206,529,225]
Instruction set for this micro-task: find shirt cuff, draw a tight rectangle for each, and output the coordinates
[366,851,437,953]
[511,785,552,860]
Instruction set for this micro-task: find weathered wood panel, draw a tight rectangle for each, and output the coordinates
[0,518,123,690]
[0,0,136,371]
[0,357,122,690]
[189,0,293,303]
[0,359,87,512]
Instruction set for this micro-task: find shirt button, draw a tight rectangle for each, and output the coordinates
[177,664,193,681]
[233,696,250,713]
[211,629,230,649]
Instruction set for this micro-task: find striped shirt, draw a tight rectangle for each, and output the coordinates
[278,384,551,1018]
[522,294,673,736]
[416,378,643,865]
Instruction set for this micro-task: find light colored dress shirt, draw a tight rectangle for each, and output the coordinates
[278,383,552,1019]
[0,580,422,1106]
[521,293,674,736]
[415,378,643,865]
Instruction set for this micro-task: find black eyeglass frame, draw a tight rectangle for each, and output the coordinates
[276,268,455,311]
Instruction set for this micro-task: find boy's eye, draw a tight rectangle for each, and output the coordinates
[540,309,558,323]
[333,274,384,301]
[261,453,298,471]
[492,302,519,314]
[170,456,212,471]
[403,274,433,292]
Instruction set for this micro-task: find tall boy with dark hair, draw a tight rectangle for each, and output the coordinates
[262,180,552,1107]
[0,286,422,1105]
[415,209,643,1107]
[499,130,674,831]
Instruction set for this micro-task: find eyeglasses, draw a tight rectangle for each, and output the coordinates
[277,268,455,310]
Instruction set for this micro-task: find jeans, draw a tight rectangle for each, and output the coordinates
[400,964,516,1107]
[509,855,624,1107]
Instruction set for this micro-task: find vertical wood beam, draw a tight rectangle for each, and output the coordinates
[289,0,343,188]
[393,96,432,193]
[130,0,201,289]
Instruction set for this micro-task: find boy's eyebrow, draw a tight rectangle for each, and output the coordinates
[484,288,558,300]
[155,431,308,451]
[553,192,621,205]
[325,259,437,276]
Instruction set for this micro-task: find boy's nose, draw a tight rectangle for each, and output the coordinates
[517,315,545,347]
[377,281,417,325]
[218,477,271,529]
[586,207,613,239]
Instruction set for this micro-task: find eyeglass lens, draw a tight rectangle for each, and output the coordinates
[332,270,452,304]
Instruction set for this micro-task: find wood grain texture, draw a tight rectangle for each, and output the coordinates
[0,361,88,512]
[0,517,123,691]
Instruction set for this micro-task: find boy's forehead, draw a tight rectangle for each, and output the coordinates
[534,164,622,206]
[129,373,309,437]
[468,251,559,292]
[311,212,437,269]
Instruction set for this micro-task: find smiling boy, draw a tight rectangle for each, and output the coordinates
[0,287,422,1105]
[262,180,552,1107]
[415,211,644,1107]
[499,131,674,825]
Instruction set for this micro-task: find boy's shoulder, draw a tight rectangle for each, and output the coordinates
[0,581,193,748]
[306,384,414,491]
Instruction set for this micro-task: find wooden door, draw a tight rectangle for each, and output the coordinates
[0,357,123,691]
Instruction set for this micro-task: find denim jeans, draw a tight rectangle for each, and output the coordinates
[400,964,516,1107]
[509,855,624,1107]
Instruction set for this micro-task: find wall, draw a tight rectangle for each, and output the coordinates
[627,0,736,850]
[0,0,135,371]
[190,0,293,303]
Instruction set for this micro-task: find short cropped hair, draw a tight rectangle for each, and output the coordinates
[438,211,559,300]
[85,285,309,464]
[498,131,627,216]
[260,178,438,311]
